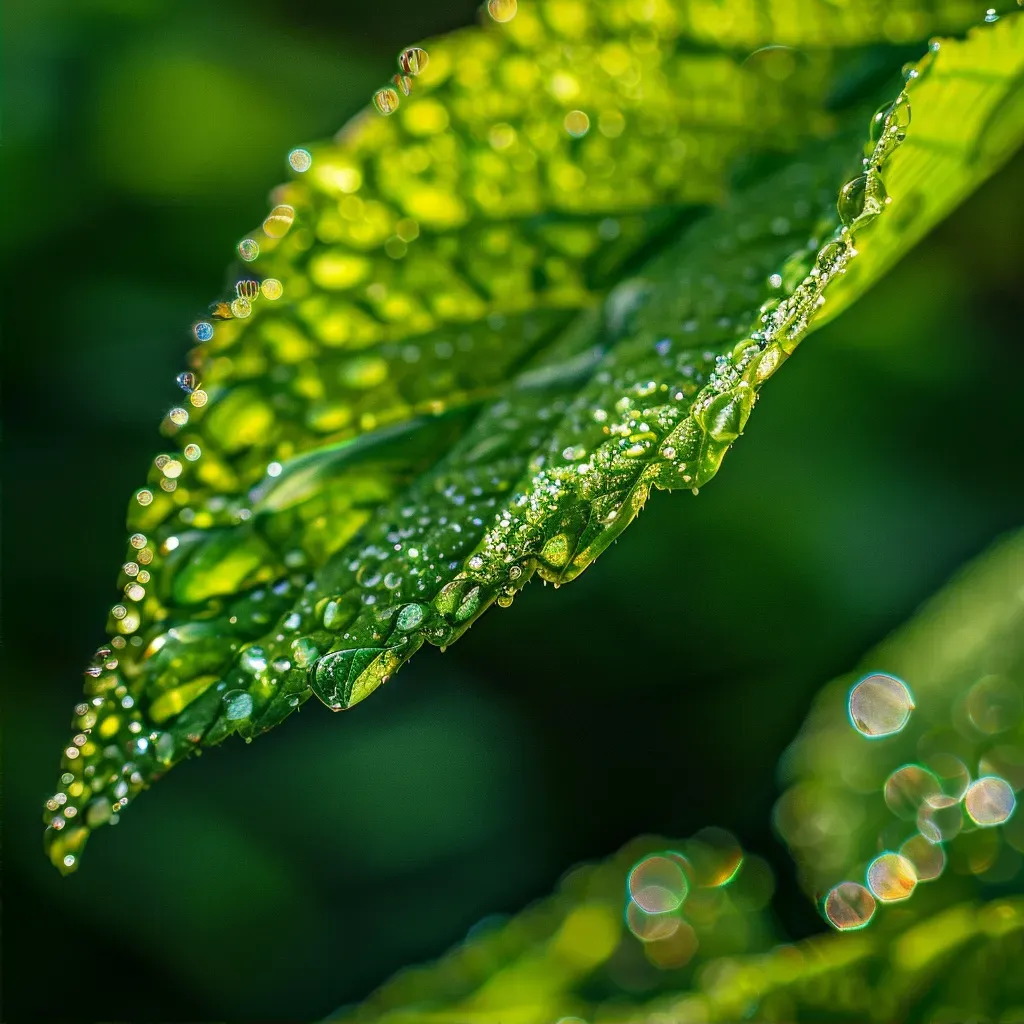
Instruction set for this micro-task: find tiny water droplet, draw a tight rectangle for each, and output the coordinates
[223,689,254,721]
[261,278,284,300]
[176,371,197,394]
[194,322,214,342]
[392,73,413,96]
[984,7,999,21]
[373,87,400,116]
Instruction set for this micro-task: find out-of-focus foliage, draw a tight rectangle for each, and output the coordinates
[329,531,1024,1024]
[42,1,1024,875]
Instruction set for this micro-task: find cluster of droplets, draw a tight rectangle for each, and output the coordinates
[624,829,746,969]
[821,671,1020,931]
[373,47,430,117]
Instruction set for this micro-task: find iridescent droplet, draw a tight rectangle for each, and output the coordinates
[823,881,875,930]
[866,852,917,902]
[288,148,312,172]
[397,46,429,76]
[964,776,1016,826]
[238,238,260,262]
[628,854,688,913]
[183,443,201,461]
[194,321,214,342]
[176,371,197,394]
[848,673,914,737]
[373,87,400,116]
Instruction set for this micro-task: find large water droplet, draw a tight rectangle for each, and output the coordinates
[397,47,429,76]
[223,689,254,721]
[837,173,888,229]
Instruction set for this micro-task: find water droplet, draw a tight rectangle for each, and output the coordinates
[263,205,295,239]
[288,148,312,172]
[837,173,888,229]
[902,62,919,81]
[823,881,875,930]
[768,272,783,289]
[866,852,917,902]
[169,407,189,426]
[964,777,1016,826]
[397,47,429,76]
[223,689,254,721]
[230,297,252,319]
[194,321,214,342]
[395,603,427,632]
[183,443,201,461]
[486,0,517,21]
[628,855,689,913]
[176,371,197,394]
[899,833,946,881]
[984,7,999,21]
[848,673,914,737]
[190,389,208,408]
[392,73,413,97]
[238,238,260,262]
[373,87,400,116]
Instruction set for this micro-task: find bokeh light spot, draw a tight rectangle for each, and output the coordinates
[867,852,917,901]
[964,776,1016,826]
[848,673,914,737]
[823,881,876,930]
[628,854,688,913]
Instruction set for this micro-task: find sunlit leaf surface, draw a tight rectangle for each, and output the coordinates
[45,4,1024,871]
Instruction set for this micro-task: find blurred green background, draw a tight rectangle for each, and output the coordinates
[3,0,1023,1021]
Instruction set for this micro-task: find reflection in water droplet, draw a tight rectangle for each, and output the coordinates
[837,173,888,229]
[884,764,941,819]
[235,279,260,301]
[176,371,197,394]
[288,148,312,172]
[392,74,413,97]
[918,794,962,844]
[964,776,1016,826]
[866,852,917,902]
[823,881,875,930]
[397,47,429,76]
[395,603,427,632]
[899,833,946,881]
[628,854,688,913]
[194,321,214,342]
[373,87,400,116]
[223,689,254,721]
[487,0,517,22]
[848,673,914,737]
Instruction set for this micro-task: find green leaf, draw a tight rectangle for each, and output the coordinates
[777,527,1024,904]
[44,5,1024,872]
[324,531,1024,1024]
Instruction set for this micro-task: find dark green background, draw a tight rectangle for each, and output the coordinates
[3,1,1023,1020]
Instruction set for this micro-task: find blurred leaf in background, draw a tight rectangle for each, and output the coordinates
[2,0,1023,1022]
